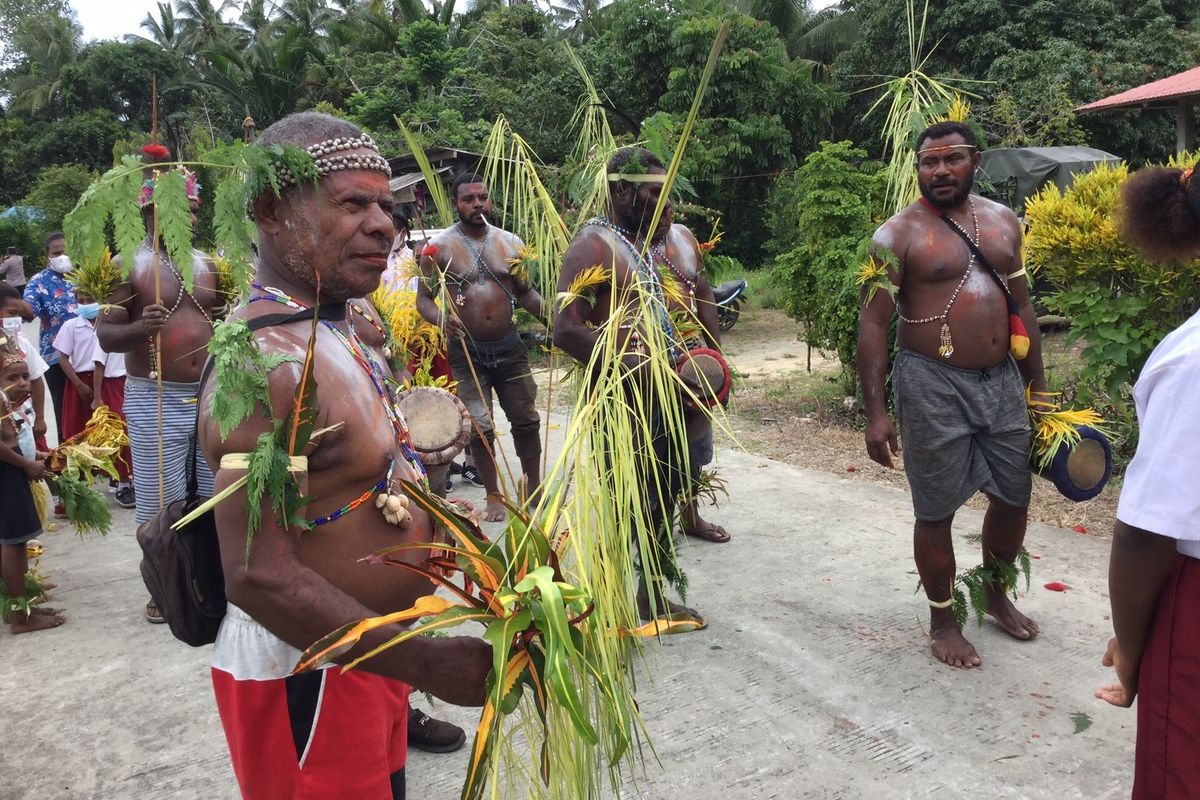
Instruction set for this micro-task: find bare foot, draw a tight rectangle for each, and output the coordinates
[10,611,65,634]
[483,495,506,523]
[36,580,57,591]
[986,587,1040,640]
[5,606,63,622]
[930,625,982,668]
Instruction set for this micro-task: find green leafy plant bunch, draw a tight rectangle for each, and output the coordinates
[772,140,882,392]
[63,141,319,294]
[1024,161,1200,414]
[295,483,654,800]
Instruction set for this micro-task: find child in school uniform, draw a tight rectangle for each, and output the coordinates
[52,294,100,443]
[93,343,134,509]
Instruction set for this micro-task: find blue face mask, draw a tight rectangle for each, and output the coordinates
[77,303,100,320]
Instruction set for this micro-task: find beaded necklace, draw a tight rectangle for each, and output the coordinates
[349,301,393,359]
[145,253,216,380]
[456,223,518,324]
[248,285,427,525]
[585,217,680,361]
[651,242,697,313]
[898,197,979,358]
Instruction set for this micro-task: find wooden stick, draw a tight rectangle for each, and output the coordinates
[151,74,165,509]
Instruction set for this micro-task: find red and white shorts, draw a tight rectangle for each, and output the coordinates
[211,605,410,800]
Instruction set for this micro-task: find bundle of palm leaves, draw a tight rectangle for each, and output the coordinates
[69,249,121,303]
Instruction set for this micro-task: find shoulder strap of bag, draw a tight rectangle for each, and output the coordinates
[919,197,1019,312]
[185,307,343,502]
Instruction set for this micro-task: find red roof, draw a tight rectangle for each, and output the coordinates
[1078,66,1200,112]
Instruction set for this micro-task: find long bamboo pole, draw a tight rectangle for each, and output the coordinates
[151,75,165,509]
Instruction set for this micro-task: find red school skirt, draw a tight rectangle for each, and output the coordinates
[1134,554,1200,799]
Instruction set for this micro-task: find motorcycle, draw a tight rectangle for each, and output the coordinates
[713,279,748,332]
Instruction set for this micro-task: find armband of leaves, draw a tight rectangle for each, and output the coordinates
[855,247,900,307]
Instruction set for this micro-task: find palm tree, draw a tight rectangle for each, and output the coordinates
[139,2,183,52]
[194,27,322,126]
[792,4,860,78]
[6,13,82,114]
[175,0,238,55]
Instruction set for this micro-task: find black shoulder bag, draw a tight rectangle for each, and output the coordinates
[135,310,317,647]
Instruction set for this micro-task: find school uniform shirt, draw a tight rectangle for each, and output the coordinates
[1117,308,1200,557]
[382,244,419,293]
[23,268,77,365]
[52,316,98,373]
[94,346,126,379]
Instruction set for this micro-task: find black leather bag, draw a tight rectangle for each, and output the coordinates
[136,430,226,647]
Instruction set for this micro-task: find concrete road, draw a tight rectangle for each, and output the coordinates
[0,427,1134,800]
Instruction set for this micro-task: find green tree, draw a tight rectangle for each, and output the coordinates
[0,0,68,63]
[654,11,842,263]
[834,0,1200,161]
[4,11,81,114]
[21,162,98,230]
[773,141,879,390]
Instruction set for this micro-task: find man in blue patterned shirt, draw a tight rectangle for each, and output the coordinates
[23,231,77,443]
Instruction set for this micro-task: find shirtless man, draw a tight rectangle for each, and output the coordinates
[658,219,729,544]
[858,121,1045,669]
[97,172,221,625]
[199,113,488,798]
[554,146,703,625]
[417,173,545,521]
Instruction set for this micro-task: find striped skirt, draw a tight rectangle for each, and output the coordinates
[125,375,215,524]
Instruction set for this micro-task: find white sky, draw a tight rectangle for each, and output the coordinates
[73,0,160,42]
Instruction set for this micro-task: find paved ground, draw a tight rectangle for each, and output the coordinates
[0,421,1135,800]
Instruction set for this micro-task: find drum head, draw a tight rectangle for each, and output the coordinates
[1043,424,1113,503]
[676,349,731,407]
[395,386,471,466]
[1065,438,1108,492]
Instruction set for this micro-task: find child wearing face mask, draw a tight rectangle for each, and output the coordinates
[0,283,51,451]
[52,294,100,443]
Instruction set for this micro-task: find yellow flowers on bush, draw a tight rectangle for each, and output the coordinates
[1025,161,1200,405]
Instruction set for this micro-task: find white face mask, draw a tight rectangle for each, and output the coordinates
[48,254,73,273]
[1,317,21,333]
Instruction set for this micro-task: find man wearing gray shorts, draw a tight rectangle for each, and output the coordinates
[417,173,546,523]
[857,121,1047,669]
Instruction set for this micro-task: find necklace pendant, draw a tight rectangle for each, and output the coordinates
[938,322,954,359]
[455,291,465,308]
[149,370,159,380]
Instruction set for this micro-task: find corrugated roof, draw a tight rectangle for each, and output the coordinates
[1077,65,1200,112]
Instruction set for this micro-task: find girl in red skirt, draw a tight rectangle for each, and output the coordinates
[51,295,99,443]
